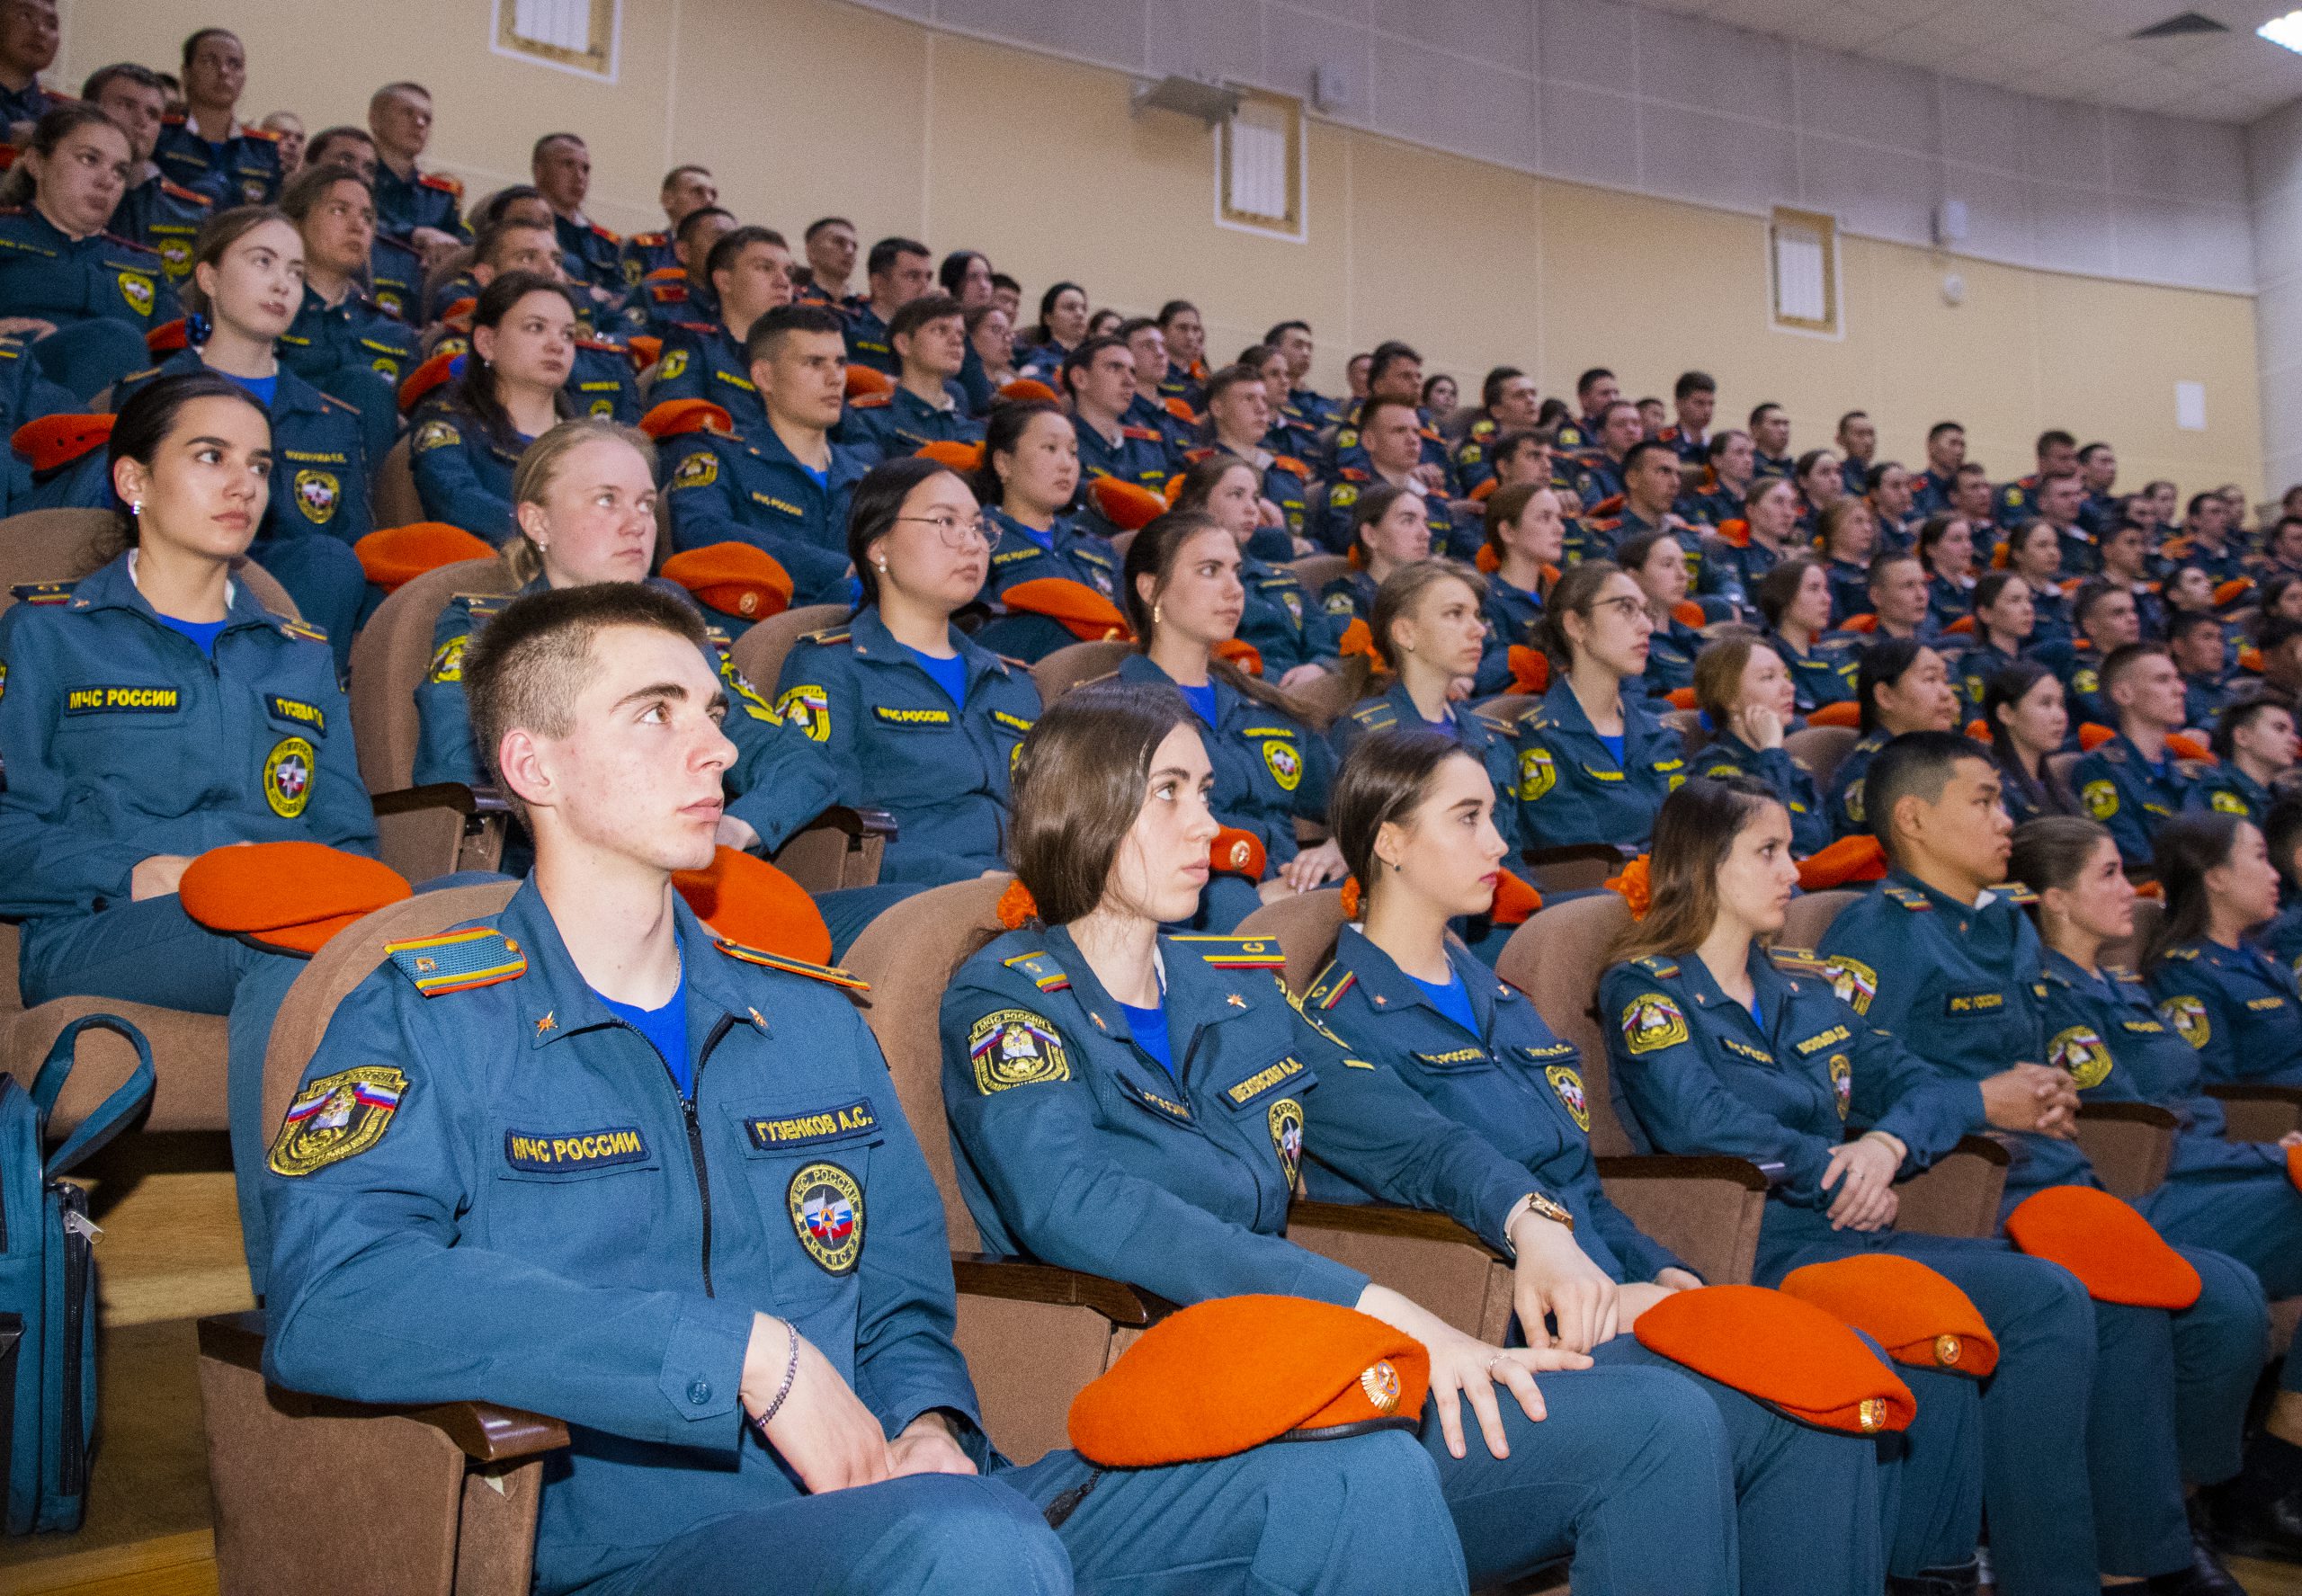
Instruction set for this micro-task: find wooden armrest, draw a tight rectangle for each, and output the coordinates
[1949,1134,2011,1166]
[1286,1199,1502,1258]
[197,1312,568,1463]
[2205,1083,2302,1106]
[801,804,897,842]
[1596,1154,1772,1191]
[370,781,513,818]
[1521,842,1633,869]
[2076,1101,2180,1128]
[950,1255,1167,1327]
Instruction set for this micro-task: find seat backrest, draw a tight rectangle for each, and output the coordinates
[2046,750,2080,790]
[1783,724,1858,783]
[1234,888,1346,994]
[1031,640,1130,706]
[344,556,516,792]
[373,437,422,529]
[842,876,1013,1251]
[1472,692,1537,727]
[2101,895,2163,971]
[0,509,298,620]
[1780,887,1860,950]
[1495,895,1637,1155]
[727,602,846,696]
[1287,552,1349,593]
[263,884,521,1142]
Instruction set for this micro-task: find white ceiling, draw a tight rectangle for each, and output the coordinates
[1630,0,2302,120]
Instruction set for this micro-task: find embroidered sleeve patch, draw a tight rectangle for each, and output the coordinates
[2047,1026,2114,1090]
[1821,955,1878,1016]
[968,1009,1071,1093]
[1620,994,1689,1055]
[268,1065,407,1175]
[2082,780,2119,820]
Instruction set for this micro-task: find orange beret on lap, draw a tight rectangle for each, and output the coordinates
[1001,578,1130,642]
[843,365,894,400]
[179,842,412,956]
[1209,827,1267,880]
[640,397,735,440]
[998,378,1059,404]
[1069,1296,1428,1467]
[2004,1187,2202,1309]
[1633,1285,1915,1436]
[672,846,832,967]
[915,439,986,472]
[1089,477,1169,532]
[1779,1254,2000,1378]
[2289,1144,2301,1193]
[355,522,497,592]
[661,542,792,622]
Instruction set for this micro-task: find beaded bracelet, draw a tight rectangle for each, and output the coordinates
[751,1318,802,1435]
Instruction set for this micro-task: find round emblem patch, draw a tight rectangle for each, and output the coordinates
[413,417,461,453]
[117,271,155,317]
[1621,993,1688,1055]
[2210,789,2250,816]
[773,683,830,742]
[1359,1360,1402,1415]
[1545,1065,1591,1131]
[1933,1333,1962,1368]
[1267,1097,1305,1186]
[657,347,691,382]
[293,468,340,525]
[1263,738,1301,791]
[588,397,614,417]
[787,1162,865,1275]
[672,449,718,490]
[2047,1024,2114,1090]
[621,255,644,287]
[240,176,268,204]
[267,1065,407,1176]
[2072,668,2100,697]
[2081,779,2119,820]
[1518,746,1557,802]
[376,289,404,316]
[158,237,192,277]
[967,1009,1070,1094]
[2159,994,2210,1050]
[1280,591,1303,624]
[1827,1053,1852,1120]
[370,355,401,381]
[263,736,315,818]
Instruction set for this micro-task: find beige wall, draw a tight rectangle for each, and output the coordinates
[57,0,2264,496]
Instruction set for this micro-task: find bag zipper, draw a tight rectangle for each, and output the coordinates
[57,1188,95,1496]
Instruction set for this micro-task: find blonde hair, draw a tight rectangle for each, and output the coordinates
[504,418,657,584]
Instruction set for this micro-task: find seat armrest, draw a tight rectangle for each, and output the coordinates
[2203,1083,2302,1142]
[370,781,513,819]
[2204,1083,2302,1105]
[198,1311,568,1463]
[1893,1136,2011,1238]
[2076,1101,2180,1128]
[950,1255,1168,1328]
[799,804,897,842]
[1595,1154,1772,1190]
[1286,1199,1502,1257]
[1520,843,1633,895]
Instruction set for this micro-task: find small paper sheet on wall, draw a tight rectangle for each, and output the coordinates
[2176,381,2208,432]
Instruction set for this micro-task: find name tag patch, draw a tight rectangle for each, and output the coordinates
[745,1098,878,1150]
[66,684,179,714]
[1794,1024,1851,1056]
[265,694,326,734]
[1943,990,2003,1017]
[873,705,952,727]
[1226,1055,1307,1106]
[504,1126,649,1172]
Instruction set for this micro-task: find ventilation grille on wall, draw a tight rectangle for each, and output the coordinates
[1218,91,1306,243]
[494,0,619,80]
[1769,207,1840,338]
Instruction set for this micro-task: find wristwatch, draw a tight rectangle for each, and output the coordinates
[1518,1191,1575,1234]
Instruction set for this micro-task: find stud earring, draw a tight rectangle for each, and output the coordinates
[1152,602,1163,625]
[129,499,143,517]
[875,558,889,573]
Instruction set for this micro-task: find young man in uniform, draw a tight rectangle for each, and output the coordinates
[367,81,466,260]
[792,217,860,308]
[154,27,284,204]
[843,237,933,377]
[649,225,796,447]
[85,61,211,287]
[2067,644,2201,865]
[0,0,60,142]
[531,132,624,309]
[1748,404,1794,480]
[840,293,983,466]
[260,584,1470,1596]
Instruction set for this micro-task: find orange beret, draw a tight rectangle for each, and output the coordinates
[1989,539,2009,570]
[1633,1285,1914,1436]
[179,842,413,956]
[1716,519,1752,549]
[1664,686,1698,711]
[397,351,460,413]
[843,364,894,400]
[1841,613,1878,634]
[1507,645,1549,695]
[1807,701,1861,730]
[2165,731,2213,763]
[671,846,832,967]
[1162,396,1197,426]
[1468,479,1498,504]
[146,317,190,354]
[1213,638,1263,677]
[995,878,1038,930]
[11,413,114,475]
[640,397,735,440]
[1965,718,1992,743]
[1796,834,1887,891]
[1000,578,1131,642]
[2004,1187,2202,1308]
[439,296,477,327]
[1778,1254,2000,1378]
[1474,544,1499,573]
[355,522,497,593]
[2215,577,2254,608]
[1942,614,1976,636]
[998,378,1060,404]
[1491,867,1542,927]
[1162,473,1185,508]
[2240,646,2264,674]
[1209,826,1267,880]
[915,440,986,472]
[1606,854,1653,920]
[661,542,793,622]
[1068,1296,1428,1467]
[1340,876,1362,918]
[1337,619,1376,664]
[626,334,664,370]
[2289,1144,2301,1194]
[1090,477,1169,532]
[1672,600,1706,629]
[2077,723,2115,751]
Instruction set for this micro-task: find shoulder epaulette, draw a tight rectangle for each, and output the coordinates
[575,335,623,352]
[1881,885,1933,911]
[2162,943,2201,960]
[1350,701,1397,729]
[460,594,505,619]
[121,363,164,386]
[418,171,464,196]
[629,228,667,246]
[1991,881,2039,905]
[849,392,891,409]
[799,626,852,646]
[10,580,71,605]
[1768,945,1830,976]
[158,178,212,206]
[1271,454,1309,477]
[279,618,330,644]
[1306,962,1355,1010]
[1001,950,1071,993]
[2110,966,2144,984]
[316,392,361,418]
[589,222,622,245]
[1632,955,1680,976]
[386,925,527,995]
[1170,934,1285,971]
[1121,425,1162,442]
[161,112,187,127]
[714,936,869,991]
[1336,466,1370,482]
[242,124,282,144]
[100,234,164,262]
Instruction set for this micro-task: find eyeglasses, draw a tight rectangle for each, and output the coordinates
[897,513,991,548]
[1591,594,1645,620]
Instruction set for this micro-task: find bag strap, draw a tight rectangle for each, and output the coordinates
[31,1015,157,1180]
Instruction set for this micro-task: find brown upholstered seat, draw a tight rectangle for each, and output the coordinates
[372,437,423,529]
[1783,724,1859,787]
[726,602,847,698]
[0,507,299,620]
[1030,639,1131,706]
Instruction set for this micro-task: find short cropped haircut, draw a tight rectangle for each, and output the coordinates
[804,216,852,243]
[1673,370,1715,400]
[678,205,737,248]
[2212,691,2294,762]
[743,303,845,367]
[2168,609,2224,651]
[2265,791,2302,887]
[1621,438,1677,477]
[1575,368,1614,397]
[704,224,786,284]
[1367,340,1421,384]
[1927,421,1965,445]
[889,292,965,345]
[866,236,929,278]
[531,132,584,163]
[82,62,165,102]
[464,584,706,820]
[1865,730,1993,856]
[2097,641,2168,700]
[1263,318,1309,346]
[1749,402,1785,427]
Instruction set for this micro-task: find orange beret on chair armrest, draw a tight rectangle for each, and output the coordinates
[1209,826,1267,880]
[672,846,833,967]
[1490,868,1541,926]
[1089,477,1169,532]
[1716,519,1751,548]
[2077,723,2115,752]
[2003,1186,2202,1308]
[1778,1254,2000,1378]
[355,523,497,593]
[843,364,894,400]
[1664,686,1698,711]
[1338,619,1378,665]
[1672,601,1707,629]
[11,413,113,475]
[397,351,460,414]
[1807,701,1861,730]
[1506,645,1548,695]
[661,542,793,622]
[1840,613,1878,634]
[998,378,1060,404]
[915,440,986,472]
[1000,578,1132,642]
[2165,731,2213,763]
[1796,834,1887,890]
[146,317,189,354]
[640,397,735,440]
[1632,1285,1915,1436]
[178,842,413,956]
[1213,638,1263,677]
[1068,1296,1428,1467]
[1942,614,1975,636]
[1966,719,1992,744]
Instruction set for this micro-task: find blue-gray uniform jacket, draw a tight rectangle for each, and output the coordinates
[1330,417,1457,499]
[152,116,282,204]
[370,163,465,243]
[1602,944,1978,1269]
[1237,554,1334,677]
[1074,419,1173,493]
[1306,929,1683,1282]
[1825,559,1872,628]
[1331,683,1530,853]
[940,926,1536,1310]
[1509,676,1687,851]
[2148,936,2302,1089]
[842,302,897,376]
[0,210,179,334]
[553,213,626,303]
[973,509,1119,664]
[1318,568,1376,632]
[279,284,421,395]
[1708,533,1787,607]
[1955,642,2022,715]
[1818,873,2096,1195]
[2067,733,2197,866]
[1639,613,1703,700]
[1123,393,1194,468]
[614,230,676,290]
[635,272,713,338]
[2182,670,2231,732]
[1306,476,1469,560]
[1116,654,1328,878]
[0,555,375,929]
[773,608,1039,886]
[366,235,424,327]
[1823,730,1889,838]
[1482,576,1543,659]
[659,419,867,604]
[1773,633,1860,715]
[408,402,524,546]
[103,175,210,284]
[0,335,78,513]
[2195,762,2280,827]
[263,882,987,1596]
[1693,733,1831,857]
[648,322,765,443]
[2038,950,2283,1188]
[413,579,839,852]
[840,388,986,468]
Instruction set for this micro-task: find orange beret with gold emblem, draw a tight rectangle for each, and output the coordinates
[1633,1285,1915,1436]
[179,842,413,956]
[1090,477,1169,532]
[2004,1187,2202,1308]
[354,522,497,593]
[1000,577,1130,642]
[1779,1254,2000,1378]
[661,542,793,623]
[1209,826,1267,880]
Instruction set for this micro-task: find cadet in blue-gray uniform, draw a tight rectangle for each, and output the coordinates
[1172,454,1337,684]
[276,166,417,468]
[1687,636,1832,857]
[840,237,932,377]
[266,581,1463,1596]
[1753,558,1860,717]
[81,63,210,287]
[2193,695,2295,828]
[1619,529,1706,700]
[531,133,626,314]
[1611,770,2251,1596]
[366,82,466,247]
[1063,336,1174,492]
[0,375,373,1286]
[1509,562,1687,851]
[2149,812,2302,1092]
[412,272,589,545]
[942,682,1741,1596]
[152,31,282,205]
[1111,514,1339,931]
[1474,480,1566,682]
[1815,737,2271,1592]
[0,333,79,512]
[646,225,794,447]
[2013,812,2302,1559]
[0,106,180,400]
[661,304,866,604]
[1824,640,1961,840]
[1310,732,1974,1596]
[968,405,1119,663]
[776,460,1039,887]
[2067,644,2199,865]
[840,294,984,467]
